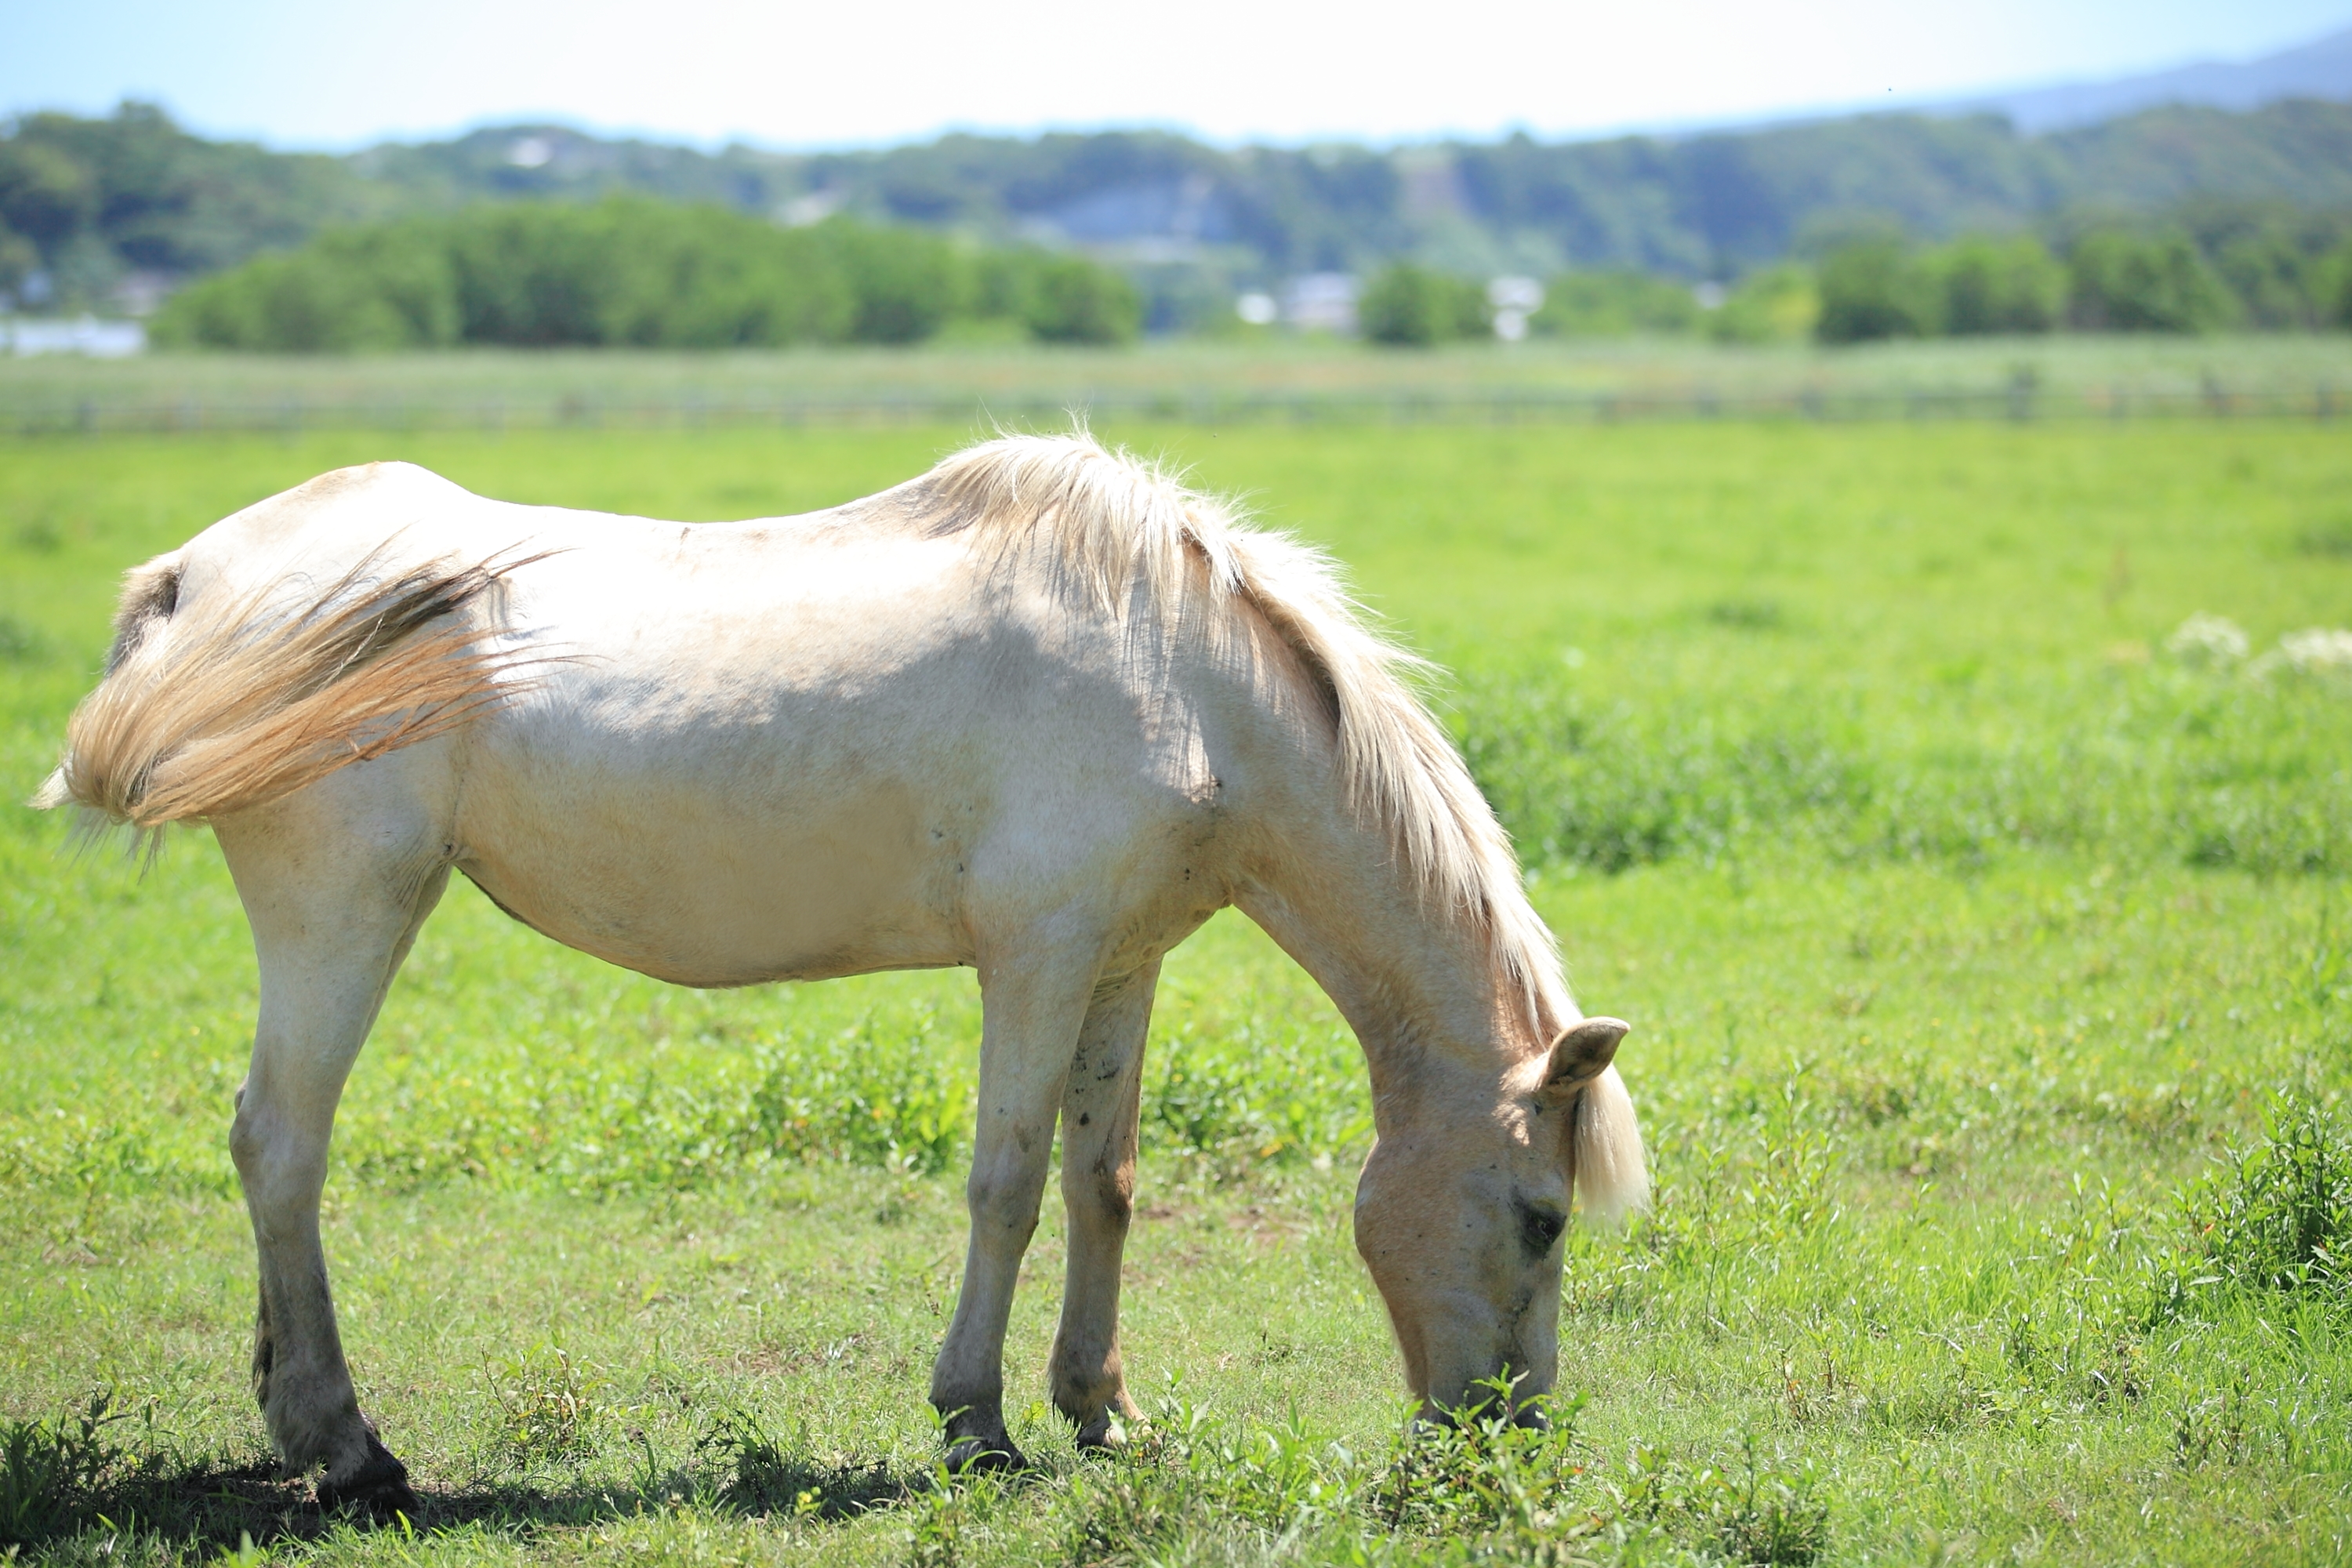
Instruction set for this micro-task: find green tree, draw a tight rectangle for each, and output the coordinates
[1530,271,1699,337]
[0,140,95,249]
[815,218,964,344]
[1708,266,1820,343]
[441,202,621,345]
[1933,234,2063,334]
[1359,263,1487,346]
[2212,225,2322,328]
[147,198,1140,353]
[595,204,852,347]
[1814,238,1936,343]
[1022,256,1142,344]
[2067,229,2234,332]
[151,220,459,350]
[0,216,34,296]
[2325,238,2352,329]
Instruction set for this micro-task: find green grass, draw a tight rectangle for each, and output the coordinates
[3,421,2350,1564]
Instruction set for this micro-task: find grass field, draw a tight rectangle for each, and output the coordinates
[4,418,2352,1565]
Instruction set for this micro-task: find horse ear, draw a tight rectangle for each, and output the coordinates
[1541,1017,1628,1100]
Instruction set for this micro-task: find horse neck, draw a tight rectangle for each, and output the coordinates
[1236,823,1555,1107]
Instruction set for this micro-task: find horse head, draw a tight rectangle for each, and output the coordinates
[1352,1016,1639,1423]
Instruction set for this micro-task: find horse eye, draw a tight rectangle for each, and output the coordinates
[1515,1197,1566,1255]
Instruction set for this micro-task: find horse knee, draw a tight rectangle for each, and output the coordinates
[965,1158,1045,1242]
[228,1094,265,1178]
[1067,1157,1134,1232]
[230,1099,326,1213]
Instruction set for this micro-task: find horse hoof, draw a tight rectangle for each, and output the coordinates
[1073,1415,1134,1452]
[316,1432,419,1521]
[942,1435,1028,1474]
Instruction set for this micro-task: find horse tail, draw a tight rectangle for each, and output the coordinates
[33,547,534,831]
[1573,1065,1649,1224]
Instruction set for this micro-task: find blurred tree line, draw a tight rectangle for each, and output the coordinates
[1807,205,2352,343]
[1353,203,2352,349]
[150,199,1141,350]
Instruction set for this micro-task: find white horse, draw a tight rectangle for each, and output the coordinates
[38,433,1644,1514]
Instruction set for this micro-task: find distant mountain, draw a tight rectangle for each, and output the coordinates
[334,103,2352,281]
[1950,23,2352,133]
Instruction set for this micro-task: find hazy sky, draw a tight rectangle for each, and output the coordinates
[7,0,2350,151]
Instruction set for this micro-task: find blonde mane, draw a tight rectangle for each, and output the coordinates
[911,432,1570,1038]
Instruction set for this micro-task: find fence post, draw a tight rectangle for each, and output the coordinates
[2005,367,2037,423]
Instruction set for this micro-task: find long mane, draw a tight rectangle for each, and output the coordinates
[906,431,1572,1040]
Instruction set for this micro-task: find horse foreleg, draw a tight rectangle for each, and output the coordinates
[218,807,446,1517]
[1049,960,1156,1447]
[930,944,1099,1471]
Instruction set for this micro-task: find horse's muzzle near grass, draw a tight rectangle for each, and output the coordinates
[35,433,1644,1513]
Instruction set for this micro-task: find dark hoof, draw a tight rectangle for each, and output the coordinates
[942,1434,1029,1474]
[315,1432,418,1521]
[1073,1414,1135,1452]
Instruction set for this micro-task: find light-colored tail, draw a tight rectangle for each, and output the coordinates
[1573,1065,1650,1225]
[34,548,534,829]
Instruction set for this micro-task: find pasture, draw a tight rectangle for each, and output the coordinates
[3,418,2350,1565]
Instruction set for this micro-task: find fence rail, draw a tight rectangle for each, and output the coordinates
[2,381,2343,435]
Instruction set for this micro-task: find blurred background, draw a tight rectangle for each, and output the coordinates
[2,0,2350,424]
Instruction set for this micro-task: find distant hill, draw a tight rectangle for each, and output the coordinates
[332,101,2352,280]
[1947,23,2352,134]
[6,93,2352,325]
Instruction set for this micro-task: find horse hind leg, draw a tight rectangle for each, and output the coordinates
[216,791,449,1516]
[1049,960,1156,1447]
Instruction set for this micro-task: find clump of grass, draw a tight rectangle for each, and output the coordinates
[1367,1384,1605,1562]
[1062,1468,1207,1566]
[2297,519,2352,559]
[695,1407,900,1520]
[740,1018,969,1176]
[10,517,62,554]
[0,1395,178,1549]
[903,1464,1011,1568]
[484,1341,612,1465]
[1146,1017,1370,1178]
[1615,1439,1831,1566]
[0,613,48,664]
[2163,1093,2351,1308]
[0,1397,122,1546]
[1707,597,1785,630]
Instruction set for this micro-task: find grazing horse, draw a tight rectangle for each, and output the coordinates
[37,434,1645,1514]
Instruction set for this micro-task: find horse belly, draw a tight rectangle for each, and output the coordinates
[452,758,963,988]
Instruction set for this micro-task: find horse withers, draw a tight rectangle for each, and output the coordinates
[37,434,1645,1512]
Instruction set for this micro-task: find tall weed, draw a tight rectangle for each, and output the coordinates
[2156,1093,2352,1312]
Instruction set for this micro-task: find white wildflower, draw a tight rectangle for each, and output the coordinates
[2266,627,2352,676]
[2163,613,2249,666]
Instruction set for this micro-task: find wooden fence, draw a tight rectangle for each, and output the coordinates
[2,379,2343,435]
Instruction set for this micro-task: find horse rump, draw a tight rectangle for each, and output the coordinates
[33,546,541,831]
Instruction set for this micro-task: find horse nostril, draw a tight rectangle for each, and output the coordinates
[1515,1196,1566,1256]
